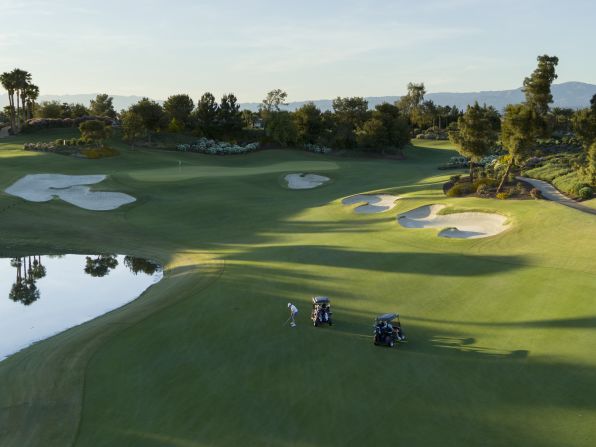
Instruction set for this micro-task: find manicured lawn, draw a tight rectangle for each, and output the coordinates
[0,133,595,447]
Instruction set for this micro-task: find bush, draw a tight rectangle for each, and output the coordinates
[81,147,119,159]
[303,143,332,154]
[177,138,259,155]
[446,183,474,197]
[578,186,593,200]
[572,182,591,196]
[496,191,510,200]
[473,178,497,189]
[514,182,527,195]
[530,188,542,199]
[476,183,492,197]
[449,175,461,182]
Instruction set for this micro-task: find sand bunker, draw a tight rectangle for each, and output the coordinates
[285,173,330,189]
[5,174,136,211]
[342,194,399,213]
[397,204,508,239]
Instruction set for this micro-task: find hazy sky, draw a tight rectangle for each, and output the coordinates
[1,0,594,102]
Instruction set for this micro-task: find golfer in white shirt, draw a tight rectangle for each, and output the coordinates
[288,302,298,327]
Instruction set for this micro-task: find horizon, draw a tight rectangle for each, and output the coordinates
[1,0,595,102]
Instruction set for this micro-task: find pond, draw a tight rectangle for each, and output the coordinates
[0,254,162,361]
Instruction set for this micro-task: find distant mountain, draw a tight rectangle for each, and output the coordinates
[0,94,153,111]
[1,82,594,113]
[239,82,596,112]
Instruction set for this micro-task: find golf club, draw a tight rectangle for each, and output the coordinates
[282,316,292,326]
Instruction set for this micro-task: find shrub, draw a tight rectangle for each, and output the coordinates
[473,178,497,189]
[578,186,593,200]
[572,182,591,196]
[303,143,332,154]
[81,147,119,159]
[449,175,461,182]
[530,188,542,199]
[514,182,527,195]
[476,183,492,197]
[496,191,510,200]
[177,138,259,155]
[446,183,474,197]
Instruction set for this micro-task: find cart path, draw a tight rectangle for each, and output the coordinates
[516,176,596,215]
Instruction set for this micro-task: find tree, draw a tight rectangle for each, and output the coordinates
[11,68,32,130]
[90,94,116,118]
[194,92,219,137]
[0,71,17,131]
[70,103,90,118]
[260,89,288,115]
[497,104,541,192]
[397,82,426,118]
[357,103,410,153]
[293,102,323,144]
[589,143,596,185]
[121,110,147,147]
[218,93,242,135]
[265,111,297,147]
[522,55,559,117]
[35,101,63,118]
[448,102,499,182]
[22,83,39,120]
[164,94,194,129]
[241,109,258,128]
[130,98,167,142]
[332,97,370,148]
[79,120,111,148]
[572,108,596,149]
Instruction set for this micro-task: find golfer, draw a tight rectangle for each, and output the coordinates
[287,302,298,327]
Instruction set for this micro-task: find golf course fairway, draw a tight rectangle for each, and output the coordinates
[0,130,595,447]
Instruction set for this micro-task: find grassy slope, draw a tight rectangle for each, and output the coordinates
[0,134,595,447]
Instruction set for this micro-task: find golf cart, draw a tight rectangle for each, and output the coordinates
[374,313,407,347]
[311,296,333,326]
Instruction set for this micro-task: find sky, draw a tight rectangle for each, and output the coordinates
[0,0,595,102]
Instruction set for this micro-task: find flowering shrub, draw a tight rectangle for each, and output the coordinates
[177,138,259,155]
[23,140,117,159]
[303,143,332,154]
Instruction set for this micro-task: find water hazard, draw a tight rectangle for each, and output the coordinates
[0,254,162,361]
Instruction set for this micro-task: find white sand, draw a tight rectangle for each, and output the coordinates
[5,174,136,211]
[285,173,330,189]
[397,204,509,239]
[342,194,399,213]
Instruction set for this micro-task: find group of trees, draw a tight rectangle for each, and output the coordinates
[121,93,243,144]
[33,93,117,120]
[0,68,39,132]
[448,54,595,192]
[253,91,410,152]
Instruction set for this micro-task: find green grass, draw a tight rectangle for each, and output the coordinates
[0,134,595,447]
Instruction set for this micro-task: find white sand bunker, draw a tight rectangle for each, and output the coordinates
[285,173,330,189]
[397,204,508,239]
[5,174,136,211]
[342,194,399,213]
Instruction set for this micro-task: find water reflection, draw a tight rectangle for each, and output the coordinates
[9,256,46,305]
[1,254,163,361]
[5,254,161,304]
[84,254,119,277]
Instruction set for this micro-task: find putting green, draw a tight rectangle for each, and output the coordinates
[0,132,595,447]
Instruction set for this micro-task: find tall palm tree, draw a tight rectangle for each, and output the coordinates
[0,71,16,131]
[11,68,32,130]
[22,83,39,120]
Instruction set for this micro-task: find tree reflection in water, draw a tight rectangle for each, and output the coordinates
[84,255,119,277]
[123,256,161,275]
[9,256,45,305]
[6,255,160,306]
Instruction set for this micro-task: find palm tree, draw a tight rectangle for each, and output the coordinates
[0,71,16,131]
[22,83,39,120]
[11,68,32,130]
